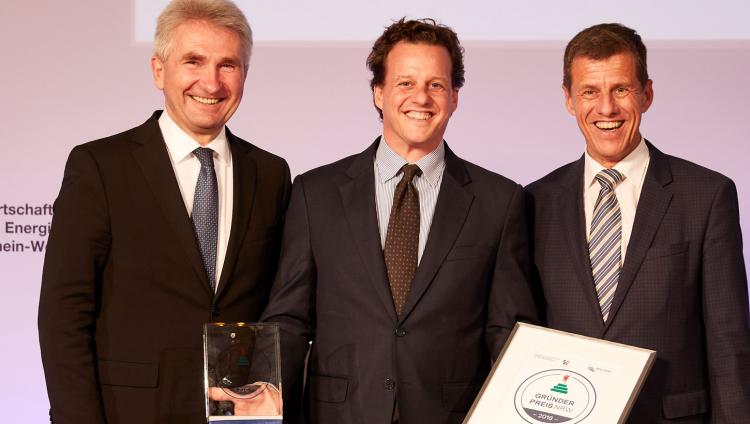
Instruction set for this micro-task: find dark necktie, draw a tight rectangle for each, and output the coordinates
[192,147,219,291]
[384,164,422,317]
[589,168,624,322]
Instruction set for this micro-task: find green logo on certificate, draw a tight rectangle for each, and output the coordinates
[514,369,596,423]
[550,375,570,394]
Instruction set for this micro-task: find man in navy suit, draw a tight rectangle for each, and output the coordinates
[526,23,750,423]
[262,18,538,424]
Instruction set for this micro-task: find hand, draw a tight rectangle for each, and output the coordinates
[209,382,282,416]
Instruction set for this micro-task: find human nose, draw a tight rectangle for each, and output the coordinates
[199,66,222,93]
[595,91,619,116]
[411,84,430,105]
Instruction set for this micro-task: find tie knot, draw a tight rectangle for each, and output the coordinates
[400,164,422,183]
[595,168,624,190]
[193,148,215,168]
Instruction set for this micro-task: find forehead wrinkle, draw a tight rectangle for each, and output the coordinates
[573,61,637,86]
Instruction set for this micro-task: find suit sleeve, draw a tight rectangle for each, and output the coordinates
[281,161,292,216]
[524,187,548,327]
[485,183,540,358]
[701,178,750,421]
[261,175,316,421]
[38,146,110,423]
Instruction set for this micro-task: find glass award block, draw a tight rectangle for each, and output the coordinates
[204,322,282,423]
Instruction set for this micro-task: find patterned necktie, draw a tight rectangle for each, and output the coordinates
[384,164,422,317]
[192,147,219,291]
[589,168,624,322]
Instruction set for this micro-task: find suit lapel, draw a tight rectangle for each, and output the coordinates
[560,157,606,329]
[339,139,397,323]
[605,141,673,330]
[131,112,212,296]
[215,130,257,298]
[399,146,473,323]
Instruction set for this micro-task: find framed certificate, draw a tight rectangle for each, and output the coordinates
[204,322,283,423]
[464,323,655,424]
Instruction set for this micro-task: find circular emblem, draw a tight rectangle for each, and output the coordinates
[514,369,596,423]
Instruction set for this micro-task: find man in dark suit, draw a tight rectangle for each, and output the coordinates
[261,19,538,424]
[526,23,750,423]
[37,1,290,423]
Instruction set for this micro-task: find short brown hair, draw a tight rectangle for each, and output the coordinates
[367,18,465,118]
[154,0,252,70]
[563,23,648,90]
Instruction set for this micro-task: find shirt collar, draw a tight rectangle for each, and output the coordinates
[158,110,231,166]
[584,137,649,188]
[375,136,446,187]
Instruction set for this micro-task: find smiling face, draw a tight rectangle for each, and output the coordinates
[373,42,458,162]
[564,52,653,168]
[151,20,246,145]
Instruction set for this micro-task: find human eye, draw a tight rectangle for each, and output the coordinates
[613,86,631,97]
[220,62,237,72]
[579,89,598,100]
[430,81,446,91]
[182,55,202,66]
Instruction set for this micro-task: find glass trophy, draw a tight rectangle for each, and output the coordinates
[204,322,282,423]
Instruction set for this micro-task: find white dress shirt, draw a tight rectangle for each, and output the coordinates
[159,111,233,290]
[374,137,446,264]
[584,138,650,262]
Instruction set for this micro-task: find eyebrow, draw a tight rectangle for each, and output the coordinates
[393,74,448,82]
[181,52,206,62]
[576,83,598,90]
[221,56,242,66]
[179,52,241,65]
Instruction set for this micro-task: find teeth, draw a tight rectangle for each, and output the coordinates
[191,95,220,105]
[595,121,623,129]
[406,111,431,120]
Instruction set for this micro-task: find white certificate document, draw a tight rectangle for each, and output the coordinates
[465,323,655,424]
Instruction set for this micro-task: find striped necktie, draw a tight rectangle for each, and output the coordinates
[589,168,624,322]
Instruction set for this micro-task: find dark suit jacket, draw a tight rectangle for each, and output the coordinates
[526,141,750,423]
[261,139,539,424]
[38,111,291,424]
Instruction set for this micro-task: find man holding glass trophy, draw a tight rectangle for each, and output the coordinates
[38,0,289,422]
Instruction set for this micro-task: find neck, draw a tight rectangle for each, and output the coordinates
[193,133,218,147]
[383,138,440,164]
[163,108,220,146]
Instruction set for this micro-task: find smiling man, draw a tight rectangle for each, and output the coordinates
[261,18,538,424]
[526,23,750,422]
[38,1,291,423]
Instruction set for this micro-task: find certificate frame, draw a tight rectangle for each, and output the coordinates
[464,322,655,424]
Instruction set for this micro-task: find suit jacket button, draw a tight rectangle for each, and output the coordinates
[384,378,396,391]
[211,306,220,317]
[394,328,407,337]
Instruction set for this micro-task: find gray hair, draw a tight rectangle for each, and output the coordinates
[153,0,252,69]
